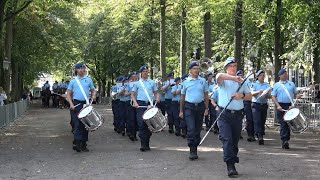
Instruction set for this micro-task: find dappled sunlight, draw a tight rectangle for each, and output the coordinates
[4,133,18,136]
[263,152,302,157]
[156,146,223,152]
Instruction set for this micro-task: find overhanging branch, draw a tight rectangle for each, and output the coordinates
[4,0,32,22]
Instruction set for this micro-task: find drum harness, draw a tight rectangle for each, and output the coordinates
[199,72,254,146]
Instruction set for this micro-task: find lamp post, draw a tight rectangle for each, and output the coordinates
[298,63,304,87]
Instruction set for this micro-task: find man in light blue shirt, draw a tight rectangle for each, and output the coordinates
[156,77,166,116]
[171,77,182,136]
[179,62,209,160]
[271,68,298,149]
[210,85,219,134]
[216,57,251,177]
[125,72,139,141]
[111,76,121,133]
[251,70,270,145]
[118,76,129,136]
[66,63,96,153]
[131,65,160,152]
[162,71,175,133]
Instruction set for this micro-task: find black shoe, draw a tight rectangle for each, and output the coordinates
[258,138,264,145]
[227,163,238,177]
[116,129,121,134]
[175,129,181,136]
[169,125,174,134]
[114,127,117,132]
[80,141,89,152]
[129,135,135,141]
[140,142,150,152]
[213,129,218,134]
[282,141,289,149]
[189,147,198,160]
[181,129,187,138]
[247,136,256,142]
[122,131,125,136]
[72,141,81,152]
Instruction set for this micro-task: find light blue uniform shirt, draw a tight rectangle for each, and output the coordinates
[181,77,208,103]
[53,83,59,90]
[211,86,219,103]
[119,84,128,102]
[126,81,137,100]
[67,76,95,101]
[59,82,67,89]
[111,85,119,100]
[271,80,297,103]
[163,80,173,99]
[208,83,215,94]
[217,79,250,110]
[43,83,50,90]
[252,81,270,104]
[132,79,157,102]
[171,84,182,102]
[122,83,131,101]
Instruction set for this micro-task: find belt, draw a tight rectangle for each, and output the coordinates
[185,101,204,107]
[137,100,151,104]
[253,102,268,106]
[219,106,243,114]
[73,99,86,104]
[172,101,179,104]
[165,99,172,101]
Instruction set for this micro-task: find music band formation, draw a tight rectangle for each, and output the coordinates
[65,56,301,177]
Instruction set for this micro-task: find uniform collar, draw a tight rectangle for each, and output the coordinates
[280,80,288,84]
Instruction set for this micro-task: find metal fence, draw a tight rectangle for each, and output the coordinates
[266,100,320,131]
[0,100,29,128]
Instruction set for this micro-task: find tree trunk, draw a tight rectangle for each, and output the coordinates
[204,12,212,59]
[160,0,166,79]
[107,81,111,97]
[313,22,320,84]
[4,0,14,97]
[0,0,7,87]
[149,0,155,79]
[234,0,243,70]
[102,79,106,97]
[180,7,187,76]
[274,0,282,82]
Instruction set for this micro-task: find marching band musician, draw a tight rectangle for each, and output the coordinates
[205,72,215,131]
[210,83,220,134]
[114,77,124,134]
[125,72,139,141]
[238,70,255,142]
[179,73,189,138]
[162,72,175,133]
[171,76,182,136]
[118,76,129,136]
[251,70,271,145]
[66,63,96,152]
[271,69,299,149]
[131,65,160,152]
[179,62,209,160]
[216,57,251,177]
[111,77,120,132]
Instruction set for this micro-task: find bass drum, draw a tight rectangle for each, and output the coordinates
[283,108,308,133]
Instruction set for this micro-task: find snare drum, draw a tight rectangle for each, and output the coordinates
[78,105,104,131]
[283,108,308,133]
[142,107,167,133]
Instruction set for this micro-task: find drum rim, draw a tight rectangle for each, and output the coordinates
[78,105,93,118]
[283,108,300,121]
[142,107,159,120]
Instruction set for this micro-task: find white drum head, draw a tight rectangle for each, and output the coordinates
[284,108,300,121]
[78,106,93,118]
[143,108,158,120]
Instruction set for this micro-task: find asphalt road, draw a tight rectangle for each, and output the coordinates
[0,101,320,180]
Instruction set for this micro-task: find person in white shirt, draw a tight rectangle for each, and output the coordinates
[0,87,7,106]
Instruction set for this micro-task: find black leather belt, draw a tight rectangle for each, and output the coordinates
[219,106,243,114]
[253,102,268,106]
[73,99,86,104]
[186,101,204,106]
[137,100,150,104]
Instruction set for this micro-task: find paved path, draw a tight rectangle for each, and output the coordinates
[0,102,320,180]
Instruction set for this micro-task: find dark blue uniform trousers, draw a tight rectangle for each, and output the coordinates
[165,99,174,127]
[71,100,89,142]
[218,108,244,164]
[136,100,152,143]
[244,101,254,137]
[118,100,127,131]
[171,101,181,131]
[112,99,120,129]
[126,101,137,136]
[276,103,291,142]
[184,102,205,147]
[252,103,268,137]
[156,101,166,116]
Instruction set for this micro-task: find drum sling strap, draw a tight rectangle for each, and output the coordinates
[139,79,154,106]
[75,77,90,105]
[280,83,295,106]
